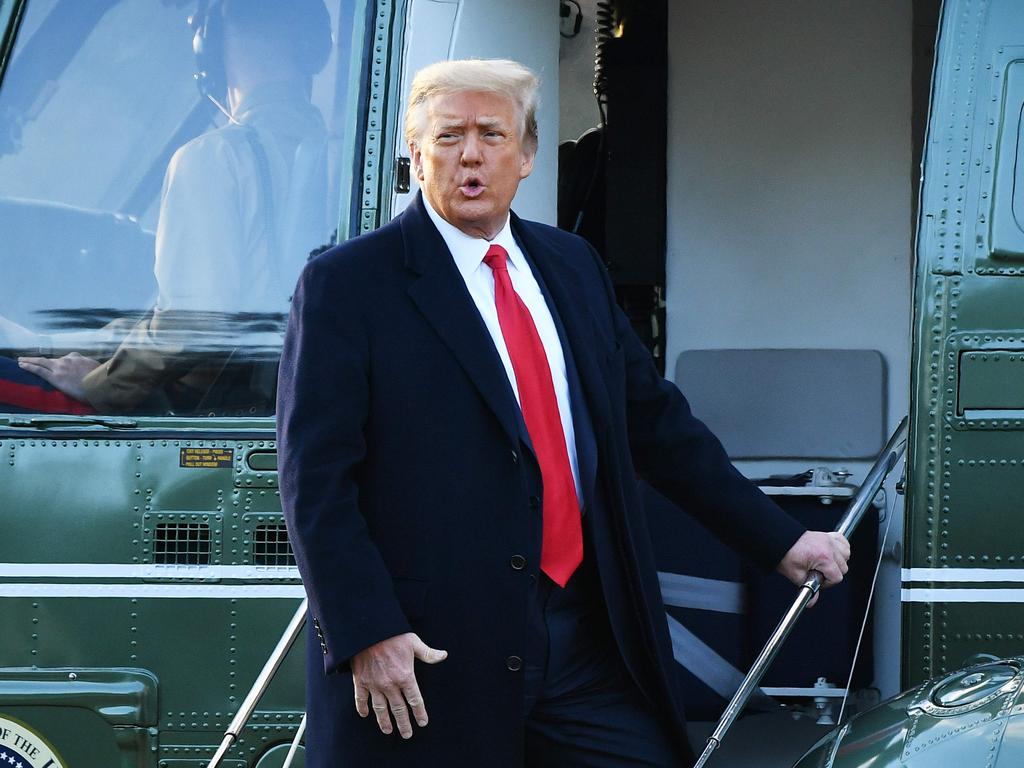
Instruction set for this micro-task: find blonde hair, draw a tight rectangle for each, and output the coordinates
[404,59,539,153]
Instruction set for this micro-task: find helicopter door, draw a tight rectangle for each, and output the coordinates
[905,0,1024,688]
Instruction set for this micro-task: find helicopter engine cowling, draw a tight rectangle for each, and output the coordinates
[794,658,1024,767]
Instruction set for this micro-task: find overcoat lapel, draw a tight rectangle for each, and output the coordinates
[510,212,615,436]
[400,195,525,449]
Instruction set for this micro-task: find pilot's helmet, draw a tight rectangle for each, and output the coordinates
[188,0,333,101]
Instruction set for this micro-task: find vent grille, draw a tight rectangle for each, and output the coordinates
[154,522,212,565]
[253,524,295,566]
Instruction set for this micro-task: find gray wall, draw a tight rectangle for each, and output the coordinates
[664,1,911,446]
[664,0,913,698]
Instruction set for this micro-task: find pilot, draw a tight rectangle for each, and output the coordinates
[2,0,332,415]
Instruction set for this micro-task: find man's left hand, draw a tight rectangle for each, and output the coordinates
[18,352,100,403]
[777,530,850,607]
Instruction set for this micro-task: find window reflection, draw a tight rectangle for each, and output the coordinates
[0,0,360,416]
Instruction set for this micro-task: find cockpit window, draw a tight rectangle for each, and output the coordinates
[0,0,365,417]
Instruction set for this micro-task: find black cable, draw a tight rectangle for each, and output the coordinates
[593,0,614,112]
[571,0,614,235]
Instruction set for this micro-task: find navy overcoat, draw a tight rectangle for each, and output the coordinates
[277,193,805,766]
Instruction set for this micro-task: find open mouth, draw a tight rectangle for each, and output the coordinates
[459,177,486,198]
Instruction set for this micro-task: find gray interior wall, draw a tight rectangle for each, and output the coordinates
[664,1,911,452]
[664,0,913,698]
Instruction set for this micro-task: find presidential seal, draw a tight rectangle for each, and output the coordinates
[0,715,67,768]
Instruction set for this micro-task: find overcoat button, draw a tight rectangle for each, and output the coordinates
[511,449,519,464]
[510,555,526,570]
[529,496,540,511]
[506,655,522,671]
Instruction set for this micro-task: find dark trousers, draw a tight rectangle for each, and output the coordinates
[523,549,683,767]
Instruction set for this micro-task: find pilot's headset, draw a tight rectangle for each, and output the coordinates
[188,0,333,107]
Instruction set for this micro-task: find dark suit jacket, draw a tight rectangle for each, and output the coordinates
[277,193,806,766]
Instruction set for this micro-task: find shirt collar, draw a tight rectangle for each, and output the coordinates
[230,80,324,131]
[423,195,524,279]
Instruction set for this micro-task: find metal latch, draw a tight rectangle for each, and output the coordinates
[395,156,411,193]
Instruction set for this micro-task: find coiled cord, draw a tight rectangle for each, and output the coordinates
[572,0,616,234]
[593,0,614,118]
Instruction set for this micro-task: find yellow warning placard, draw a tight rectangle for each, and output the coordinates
[179,447,234,469]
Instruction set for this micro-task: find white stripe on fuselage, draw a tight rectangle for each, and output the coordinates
[0,563,300,580]
[0,583,305,598]
[902,588,1024,603]
[902,568,1024,583]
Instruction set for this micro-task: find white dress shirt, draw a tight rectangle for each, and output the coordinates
[155,80,327,315]
[424,198,582,504]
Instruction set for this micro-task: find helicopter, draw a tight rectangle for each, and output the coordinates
[0,0,1020,766]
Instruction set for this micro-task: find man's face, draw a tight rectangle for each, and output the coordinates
[411,89,535,240]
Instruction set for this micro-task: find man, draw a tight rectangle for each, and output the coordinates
[6,0,330,415]
[278,59,850,767]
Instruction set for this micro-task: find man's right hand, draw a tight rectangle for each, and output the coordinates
[352,632,447,739]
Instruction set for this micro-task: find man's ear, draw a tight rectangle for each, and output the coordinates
[410,142,425,181]
[519,149,536,180]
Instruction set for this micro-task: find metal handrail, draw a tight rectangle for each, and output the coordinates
[207,597,308,768]
[283,714,307,767]
[693,416,909,767]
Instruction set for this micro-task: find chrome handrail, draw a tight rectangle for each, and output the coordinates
[207,597,308,768]
[694,416,909,767]
[283,713,307,768]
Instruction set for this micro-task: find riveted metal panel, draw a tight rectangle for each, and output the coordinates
[989,58,1024,262]
[907,0,1024,691]
[236,445,278,491]
[795,658,1024,767]
[958,350,1024,411]
[0,434,305,766]
[359,0,409,232]
[995,717,1024,768]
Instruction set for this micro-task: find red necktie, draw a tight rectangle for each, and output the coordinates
[483,244,582,587]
